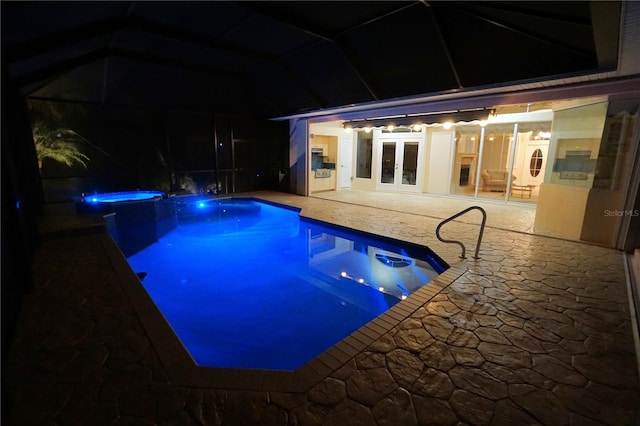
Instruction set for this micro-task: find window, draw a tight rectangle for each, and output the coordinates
[356,132,373,178]
[529,148,543,177]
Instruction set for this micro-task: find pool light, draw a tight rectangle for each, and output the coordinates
[340,271,414,301]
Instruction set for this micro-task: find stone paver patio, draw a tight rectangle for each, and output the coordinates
[5,191,640,425]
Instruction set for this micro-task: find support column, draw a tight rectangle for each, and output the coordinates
[289,118,308,196]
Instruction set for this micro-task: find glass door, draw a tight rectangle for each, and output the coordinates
[401,142,419,189]
[450,126,481,196]
[508,121,551,203]
[380,141,397,185]
[377,137,421,192]
[477,123,514,201]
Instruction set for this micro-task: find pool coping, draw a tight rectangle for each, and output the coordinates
[102,226,467,393]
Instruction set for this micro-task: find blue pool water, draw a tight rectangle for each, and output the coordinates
[84,190,165,203]
[127,198,447,370]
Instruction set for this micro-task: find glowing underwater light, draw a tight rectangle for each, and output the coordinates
[340,271,409,301]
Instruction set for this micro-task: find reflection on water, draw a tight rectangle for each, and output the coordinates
[305,223,442,302]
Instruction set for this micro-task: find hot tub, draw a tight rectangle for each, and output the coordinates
[83,190,166,204]
[77,190,176,256]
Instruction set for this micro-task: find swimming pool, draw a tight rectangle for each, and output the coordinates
[126,198,448,370]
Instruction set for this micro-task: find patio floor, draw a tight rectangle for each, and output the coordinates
[5,190,640,425]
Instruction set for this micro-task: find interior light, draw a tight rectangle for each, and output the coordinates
[443,121,453,129]
[470,137,476,141]
[489,136,495,141]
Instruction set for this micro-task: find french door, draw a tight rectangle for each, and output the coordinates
[377,136,422,192]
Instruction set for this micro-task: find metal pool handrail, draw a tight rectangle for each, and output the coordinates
[435,206,487,259]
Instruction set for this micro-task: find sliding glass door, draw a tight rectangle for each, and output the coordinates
[509,121,551,203]
[450,126,481,196]
[477,123,514,201]
[452,118,551,204]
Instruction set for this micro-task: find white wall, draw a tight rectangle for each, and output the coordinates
[534,183,590,239]
[426,130,454,195]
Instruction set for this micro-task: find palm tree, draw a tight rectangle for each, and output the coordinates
[31,119,89,171]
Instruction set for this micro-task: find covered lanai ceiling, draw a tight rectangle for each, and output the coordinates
[1,1,621,119]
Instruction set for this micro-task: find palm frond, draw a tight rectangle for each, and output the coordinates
[32,119,90,169]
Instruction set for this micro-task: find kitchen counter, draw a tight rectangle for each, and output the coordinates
[310,168,335,192]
